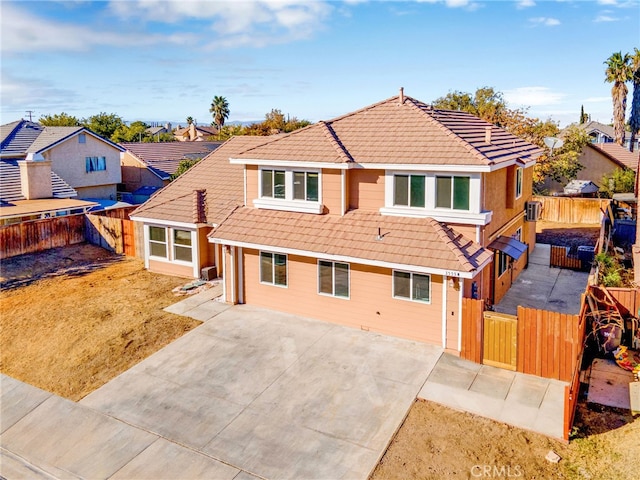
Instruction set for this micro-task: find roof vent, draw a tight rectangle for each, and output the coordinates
[485,126,492,144]
[399,87,405,105]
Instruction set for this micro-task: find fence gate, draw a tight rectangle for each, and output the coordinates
[122,219,136,257]
[482,311,518,371]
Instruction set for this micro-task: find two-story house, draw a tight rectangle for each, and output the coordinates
[132,92,541,351]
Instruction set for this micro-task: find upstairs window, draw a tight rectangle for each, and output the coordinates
[394,174,425,208]
[86,156,106,173]
[78,133,86,144]
[293,171,319,202]
[261,169,286,199]
[515,167,523,199]
[436,176,469,210]
[173,229,192,262]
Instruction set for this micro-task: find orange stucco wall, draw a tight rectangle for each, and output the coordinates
[348,169,385,211]
[491,217,529,305]
[121,152,166,191]
[322,169,343,214]
[483,166,532,240]
[246,165,258,206]
[239,248,453,346]
[149,258,193,278]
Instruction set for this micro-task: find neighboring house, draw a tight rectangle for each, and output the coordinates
[563,180,599,197]
[174,124,218,142]
[146,123,172,136]
[1,120,124,200]
[575,120,640,151]
[543,142,639,194]
[119,141,222,193]
[132,92,542,351]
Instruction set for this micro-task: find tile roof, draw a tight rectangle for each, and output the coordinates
[130,136,273,225]
[233,95,542,167]
[0,159,77,202]
[0,198,97,219]
[578,121,615,139]
[0,121,44,157]
[28,126,84,153]
[588,142,640,171]
[120,141,222,179]
[211,208,492,273]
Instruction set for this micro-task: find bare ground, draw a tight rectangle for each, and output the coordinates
[0,244,200,401]
[536,220,601,250]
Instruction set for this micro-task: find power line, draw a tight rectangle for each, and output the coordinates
[25,110,34,121]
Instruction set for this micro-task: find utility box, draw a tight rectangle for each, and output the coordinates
[201,266,217,281]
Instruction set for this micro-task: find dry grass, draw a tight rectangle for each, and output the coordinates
[0,244,200,401]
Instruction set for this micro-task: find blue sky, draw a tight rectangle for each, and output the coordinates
[1,0,638,128]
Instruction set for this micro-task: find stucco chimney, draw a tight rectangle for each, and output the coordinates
[192,189,206,223]
[485,126,492,144]
[189,123,197,141]
[399,87,405,104]
[18,154,53,199]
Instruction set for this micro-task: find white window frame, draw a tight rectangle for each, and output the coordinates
[259,251,288,287]
[392,270,431,304]
[173,229,193,263]
[513,227,522,242]
[317,260,350,299]
[147,225,195,266]
[148,226,168,259]
[85,156,107,173]
[393,174,426,208]
[435,175,471,211]
[381,171,489,225]
[497,251,509,277]
[255,167,323,214]
[515,167,523,199]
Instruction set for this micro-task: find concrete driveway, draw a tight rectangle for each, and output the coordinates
[67,305,442,479]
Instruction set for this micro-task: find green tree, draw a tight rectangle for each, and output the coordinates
[604,51,632,145]
[283,116,311,133]
[432,87,508,126]
[216,124,246,140]
[629,47,640,152]
[263,109,286,132]
[82,112,124,141]
[186,116,194,125]
[599,168,636,197]
[38,112,81,126]
[579,105,589,124]
[209,96,230,132]
[170,158,201,180]
[533,124,590,187]
[111,121,150,143]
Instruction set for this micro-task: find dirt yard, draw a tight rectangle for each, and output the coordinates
[0,244,200,401]
[536,220,601,249]
[371,400,639,480]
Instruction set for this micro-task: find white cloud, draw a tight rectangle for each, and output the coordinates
[529,16,561,26]
[594,14,619,22]
[516,0,536,8]
[597,0,618,5]
[583,96,612,103]
[0,3,192,53]
[504,87,566,107]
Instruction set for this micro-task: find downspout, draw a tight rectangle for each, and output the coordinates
[442,276,448,348]
[458,279,464,352]
[230,246,236,304]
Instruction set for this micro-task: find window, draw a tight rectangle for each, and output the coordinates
[261,169,286,199]
[293,171,319,201]
[394,175,425,208]
[318,260,349,298]
[173,229,192,262]
[78,134,86,144]
[515,167,523,199]
[85,156,106,172]
[393,271,431,302]
[260,252,287,286]
[436,176,470,210]
[513,228,522,242]
[149,226,167,258]
[497,251,509,276]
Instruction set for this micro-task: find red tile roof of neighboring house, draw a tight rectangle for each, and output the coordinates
[210,208,492,273]
[232,95,542,167]
[130,136,274,225]
[120,141,222,179]
[588,142,640,171]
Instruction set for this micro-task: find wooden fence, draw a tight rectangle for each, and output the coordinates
[0,207,137,260]
[461,298,484,364]
[533,196,610,224]
[0,214,85,260]
[606,287,640,316]
[483,311,518,371]
[550,245,585,270]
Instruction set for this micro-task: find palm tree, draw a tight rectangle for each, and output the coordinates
[604,51,632,146]
[209,96,230,132]
[629,48,640,152]
[186,116,194,125]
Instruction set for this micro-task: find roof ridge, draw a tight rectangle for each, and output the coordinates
[133,190,194,215]
[428,219,476,271]
[323,95,401,124]
[403,98,493,165]
[318,121,354,163]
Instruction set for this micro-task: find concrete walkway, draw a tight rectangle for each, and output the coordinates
[494,243,588,315]
[418,354,567,440]
[1,291,568,480]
